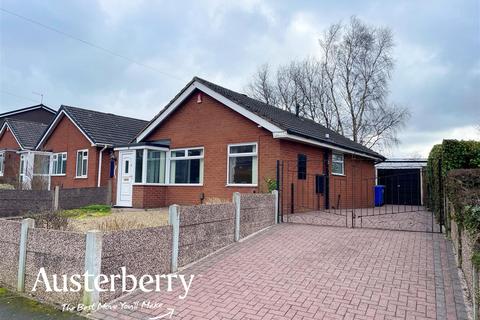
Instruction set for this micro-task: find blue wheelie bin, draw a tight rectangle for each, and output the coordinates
[374,185,385,207]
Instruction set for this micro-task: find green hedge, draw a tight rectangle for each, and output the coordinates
[426,139,480,221]
[445,169,480,227]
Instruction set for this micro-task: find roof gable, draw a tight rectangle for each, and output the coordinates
[0,118,48,150]
[136,77,384,160]
[36,105,149,148]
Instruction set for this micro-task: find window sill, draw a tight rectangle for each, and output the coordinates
[51,174,66,177]
[332,173,345,177]
[226,184,258,188]
[132,183,203,187]
[75,176,88,179]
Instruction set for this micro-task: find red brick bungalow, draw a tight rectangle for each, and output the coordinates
[114,77,385,212]
[0,118,49,188]
[35,106,148,189]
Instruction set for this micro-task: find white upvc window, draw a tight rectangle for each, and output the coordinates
[227,142,258,186]
[332,152,344,175]
[51,152,67,176]
[76,149,88,178]
[0,152,4,176]
[169,147,204,185]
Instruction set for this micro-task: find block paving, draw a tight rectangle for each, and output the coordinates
[90,223,467,320]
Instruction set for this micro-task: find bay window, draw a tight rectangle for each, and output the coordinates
[51,152,67,175]
[227,143,258,186]
[135,150,144,183]
[169,148,203,184]
[147,150,166,183]
[332,153,344,175]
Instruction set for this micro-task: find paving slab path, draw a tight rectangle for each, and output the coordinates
[90,224,468,320]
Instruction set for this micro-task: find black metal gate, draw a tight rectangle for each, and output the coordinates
[276,158,441,233]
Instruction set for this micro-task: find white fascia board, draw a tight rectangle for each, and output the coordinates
[114,145,169,151]
[36,110,95,149]
[0,105,55,117]
[273,131,382,161]
[136,81,283,142]
[0,122,25,150]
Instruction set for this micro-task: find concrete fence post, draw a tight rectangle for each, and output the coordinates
[272,190,279,224]
[474,265,479,320]
[17,218,34,292]
[53,186,60,211]
[233,192,241,241]
[168,205,180,273]
[83,230,103,306]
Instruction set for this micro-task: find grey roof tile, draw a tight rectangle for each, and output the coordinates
[4,118,48,149]
[145,77,384,159]
[61,106,149,146]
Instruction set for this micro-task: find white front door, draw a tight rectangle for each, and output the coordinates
[116,151,135,207]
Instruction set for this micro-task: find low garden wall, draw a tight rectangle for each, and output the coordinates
[25,228,86,305]
[0,190,53,217]
[179,203,235,267]
[100,225,172,302]
[240,193,276,238]
[0,191,278,308]
[0,186,110,217]
[58,186,110,210]
[0,219,22,288]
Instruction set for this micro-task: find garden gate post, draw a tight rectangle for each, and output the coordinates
[272,190,279,224]
[233,192,241,241]
[169,205,180,272]
[17,218,34,292]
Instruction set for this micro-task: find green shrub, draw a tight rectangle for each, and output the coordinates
[426,140,480,220]
[264,178,277,193]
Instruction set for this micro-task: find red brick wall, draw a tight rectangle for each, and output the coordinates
[116,89,376,209]
[143,90,281,205]
[132,185,166,208]
[278,140,327,213]
[0,128,21,185]
[330,155,376,209]
[0,128,21,150]
[42,115,111,189]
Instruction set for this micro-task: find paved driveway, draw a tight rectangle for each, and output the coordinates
[91,224,467,320]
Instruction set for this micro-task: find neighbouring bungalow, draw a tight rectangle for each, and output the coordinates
[113,77,385,211]
[0,103,56,126]
[0,118,50,188]
[35,105,148,189]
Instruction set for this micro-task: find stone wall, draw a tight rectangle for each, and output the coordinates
[24,227,86,305]
[100,225,172,302]
[240,193,275,238]
[0,219,22,288]
[0,190,53,217]
[178,203,235,267]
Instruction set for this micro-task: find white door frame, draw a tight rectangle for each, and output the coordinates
[116,150,135,207]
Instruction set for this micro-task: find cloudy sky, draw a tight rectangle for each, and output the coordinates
[0,0,479,157]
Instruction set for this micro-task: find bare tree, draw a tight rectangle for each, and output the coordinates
[246,16,410,152]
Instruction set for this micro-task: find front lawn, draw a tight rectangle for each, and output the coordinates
[60,204,111,219]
